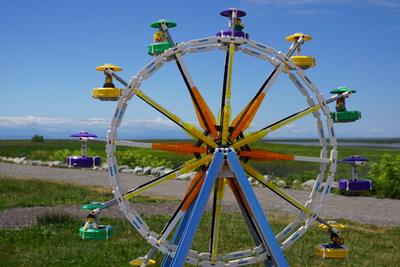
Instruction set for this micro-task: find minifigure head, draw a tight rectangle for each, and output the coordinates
[153,31,166,42]
[154,31,163,38]
[87,213,96,223]
[235,18,242,24]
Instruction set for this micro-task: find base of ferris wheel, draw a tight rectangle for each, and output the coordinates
[79,148,349,266]
[123,148,347,267]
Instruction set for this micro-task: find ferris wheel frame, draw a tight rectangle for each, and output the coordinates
[95,17,351,266]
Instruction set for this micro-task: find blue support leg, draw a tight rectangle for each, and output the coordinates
[226,149,288,267]
[228,178,274,267]
[170,150,225,266]
[161,203,194,267]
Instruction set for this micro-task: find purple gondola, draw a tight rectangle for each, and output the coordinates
[67,131,101,168]
[216,8,249,39]
[338,155,372,191]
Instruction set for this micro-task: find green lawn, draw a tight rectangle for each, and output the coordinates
[0,177,172,211]
[0,177,399,266]
[1,213,399,266]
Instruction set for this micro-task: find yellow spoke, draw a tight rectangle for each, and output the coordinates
[232,104,321,149]
[230,91,266,140]
[211,177,226,261]
[240,162,313,216]
[133,88,217,148]
[123,155,212,200]
[221,43,235,144]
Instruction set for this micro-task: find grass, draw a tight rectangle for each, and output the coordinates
[0,177,174,211]
[0,176,399,266]
[0,213,399,266]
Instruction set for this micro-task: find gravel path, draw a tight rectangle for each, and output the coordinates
[1,161,400,227]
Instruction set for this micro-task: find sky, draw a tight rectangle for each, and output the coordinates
[1,0,400,139]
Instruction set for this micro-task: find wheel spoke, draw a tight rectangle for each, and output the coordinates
[219,43,235,144]
[175,53,219,139]
[238,149,293,161]
[210,177,225,261]
[230,65,284,140]
[161,24,219,139]
[238,149,329,163]
[115,139,207,155]
[231,92,346,149]
[229,36,304,141]
[161,171,206,239]
[123,155,212,200]
[240,162,314,216]
[133,87,217,148]
[114,139,152,148]
[153,142,208,155]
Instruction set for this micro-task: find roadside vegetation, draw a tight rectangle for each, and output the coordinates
[0,139,399,198]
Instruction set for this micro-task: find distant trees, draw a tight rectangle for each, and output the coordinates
[31,134,44,143]
[369,154,400,199]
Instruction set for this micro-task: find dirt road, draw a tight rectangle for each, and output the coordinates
[1,162,400,227]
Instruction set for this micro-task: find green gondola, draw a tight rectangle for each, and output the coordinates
[79,202,113,240]
[79,225,113,240]
[330,86,361,123]
[147,19,177,56]
[147,42,173,56]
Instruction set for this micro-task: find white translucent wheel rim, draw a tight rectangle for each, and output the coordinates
[105,35,337,266]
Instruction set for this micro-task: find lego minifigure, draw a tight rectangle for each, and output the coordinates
[83,213,98,230]
[153,31,167,43]
[233,18,244,32]
[336,98,347,112]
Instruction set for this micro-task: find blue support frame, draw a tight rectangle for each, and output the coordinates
[163,148,287,267]
[171,150,225,266]
[226,149,288,267]
[161,203,194,267]
[228,178,274,267]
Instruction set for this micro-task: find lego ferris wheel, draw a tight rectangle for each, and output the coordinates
[89,8,361,267]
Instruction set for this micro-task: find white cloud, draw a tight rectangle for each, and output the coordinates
[122,117,175,129]
[0,115,176,132]
[0,115,73,128]
[367,128,383,134]
[81,117,109,126]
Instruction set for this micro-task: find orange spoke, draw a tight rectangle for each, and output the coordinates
[181,172,206,211]
[152,142,207,154]
[191,86,218,139]
[238,148,294,161]
[230,92,266,140]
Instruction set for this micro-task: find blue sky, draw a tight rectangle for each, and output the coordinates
[1,0,399,139]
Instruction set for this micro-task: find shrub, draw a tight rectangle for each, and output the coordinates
[117,150,173,168]
[31,134,44,143]
[368,154,400,199]
[49,148,100,162]
[30,150,52,160]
